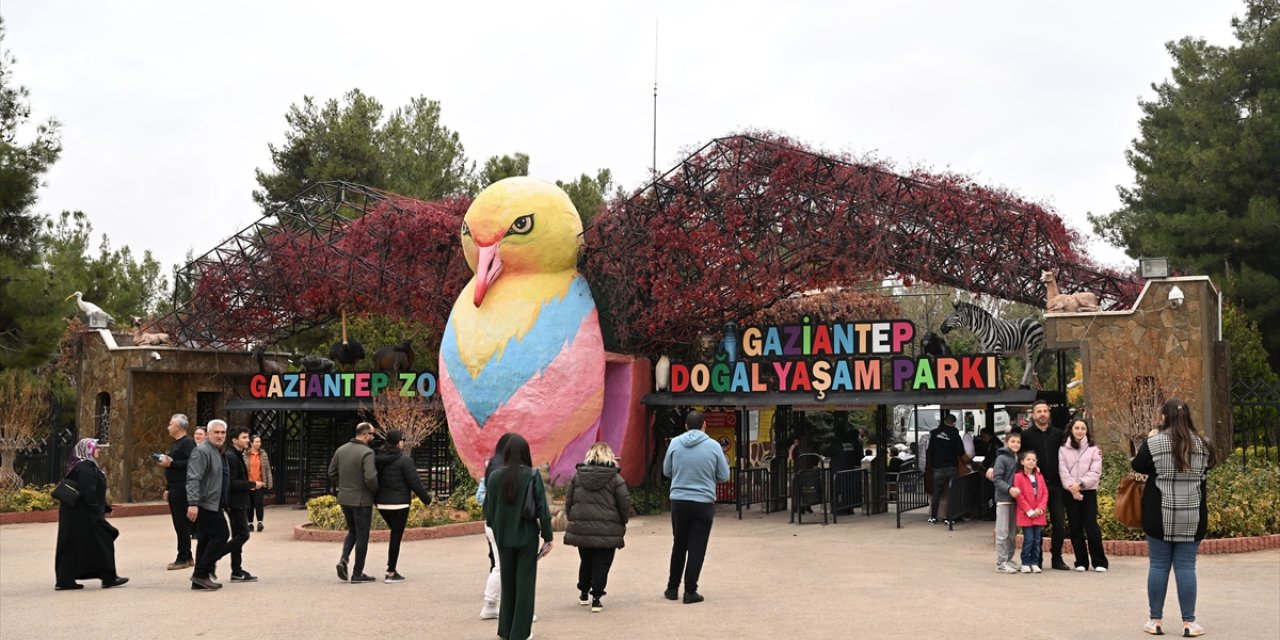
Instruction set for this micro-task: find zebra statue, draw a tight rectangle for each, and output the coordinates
[940,301,1045,388]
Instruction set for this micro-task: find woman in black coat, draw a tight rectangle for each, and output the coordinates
[564,442,630,612]
[55,438,128,590]
[374,429,433,583]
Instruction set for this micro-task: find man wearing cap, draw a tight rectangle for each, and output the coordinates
[926,412,964,524]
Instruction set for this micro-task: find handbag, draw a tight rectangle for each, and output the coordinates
[521,472,538,520]
[52,477,81,506]
[1114,471,1146,529]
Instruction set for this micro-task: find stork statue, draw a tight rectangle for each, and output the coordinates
[65,291,114,328]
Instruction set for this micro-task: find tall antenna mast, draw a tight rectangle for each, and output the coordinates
[652,18,658,182]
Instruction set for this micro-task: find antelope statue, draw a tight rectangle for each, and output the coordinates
[130,316,171,346]
[1041,269,1101,313]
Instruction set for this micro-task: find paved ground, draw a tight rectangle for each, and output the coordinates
[1,506,1277,639]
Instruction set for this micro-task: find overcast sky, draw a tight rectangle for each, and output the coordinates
[4,1,1242,275]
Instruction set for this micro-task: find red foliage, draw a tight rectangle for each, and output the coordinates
[584,134,1139,354]
[171,136,1139,354]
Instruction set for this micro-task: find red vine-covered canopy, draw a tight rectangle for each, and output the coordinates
[157,134,1139,354]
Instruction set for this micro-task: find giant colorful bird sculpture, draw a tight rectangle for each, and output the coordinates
[439,177,606,480]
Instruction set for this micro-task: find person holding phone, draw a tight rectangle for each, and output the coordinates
[483,434,552,640]
[158,413,196,570]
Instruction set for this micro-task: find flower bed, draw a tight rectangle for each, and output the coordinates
[304,494,482,531]
[1097,452,1280,541]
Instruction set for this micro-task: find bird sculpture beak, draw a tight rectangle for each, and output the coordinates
[473,243,504,307]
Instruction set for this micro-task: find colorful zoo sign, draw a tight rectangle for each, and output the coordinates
[248,371,437,399]
[668,318,1001,400]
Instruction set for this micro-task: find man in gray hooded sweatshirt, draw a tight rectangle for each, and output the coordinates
[662,410,730,604]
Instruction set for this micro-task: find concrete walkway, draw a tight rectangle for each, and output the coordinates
[2,506,1277,639]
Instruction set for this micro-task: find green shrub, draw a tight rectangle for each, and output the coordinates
[628,483,669,516]
[1097,451,1280,540]
[305,494,482,531]
[0,484,59,512]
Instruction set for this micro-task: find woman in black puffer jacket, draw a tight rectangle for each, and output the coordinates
[564,442,631,612]
[374,430,433,583]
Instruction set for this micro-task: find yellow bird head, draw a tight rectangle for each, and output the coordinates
[461,177,583,307]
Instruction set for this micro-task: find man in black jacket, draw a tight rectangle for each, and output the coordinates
[159,413,196,570]
[1019,400,1069,570]
[926,412,964,524]
[219,426,263,582]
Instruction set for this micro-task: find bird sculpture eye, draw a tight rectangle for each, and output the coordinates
[461,221,471,237]
[506,214,534,236]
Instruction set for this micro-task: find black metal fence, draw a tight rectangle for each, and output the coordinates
[828,468,866,523]
[790,468,828,524]
[1232,378,1280,468]
[736,466,772,518]
[891,469,927,528]
[944,472,983,530]
[15,428,77,487]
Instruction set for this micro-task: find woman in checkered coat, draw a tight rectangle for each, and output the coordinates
[1131,398,1216,638]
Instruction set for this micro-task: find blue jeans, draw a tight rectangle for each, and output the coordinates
[1021,526,1042,568]
[1147,536,1200,622]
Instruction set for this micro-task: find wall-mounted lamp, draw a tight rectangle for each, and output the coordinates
[1168,285,1185,309]
[1140,257,1170,279]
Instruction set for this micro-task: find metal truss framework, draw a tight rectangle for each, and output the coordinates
[160,135,1139,353]
[584,135,1140,353]
[156,183,470,349]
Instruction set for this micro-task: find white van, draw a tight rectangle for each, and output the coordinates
[893,405,1011,443]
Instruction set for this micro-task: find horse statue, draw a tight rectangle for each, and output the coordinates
[940,301,1044,388]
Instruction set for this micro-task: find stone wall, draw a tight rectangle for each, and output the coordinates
[76,331,263,502]
[1044,277,1229,454]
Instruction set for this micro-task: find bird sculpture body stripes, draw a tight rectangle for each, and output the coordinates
[440,178,605,480]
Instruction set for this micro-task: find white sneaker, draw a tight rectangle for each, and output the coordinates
[1075,566,1086,572]
[996,564,1018,574]
[1020,565,1032,574]
[1031,565,1042,573]
[1095,566,1108,573]
[479,602,499,620]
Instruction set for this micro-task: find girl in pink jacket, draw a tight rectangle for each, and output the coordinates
[1059,418,1109,571]
[1014,450,1049,573]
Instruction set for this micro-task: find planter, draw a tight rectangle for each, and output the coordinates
[293,520,485,542]
[1008,533,1280,556]
[0,501,171,525]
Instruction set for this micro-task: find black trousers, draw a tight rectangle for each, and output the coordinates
[340,505,372,575]
[1046,485,1066,559]
[166,484,192,562]
[1065,490,1109,569]
[668,500,715,593]
[576,547,617,598]
[497,539,539,640]
[219,508,251,573]
[193,508,229,579]
[249,489,265,523]
[377,507,409,573]
[930,466,958,519]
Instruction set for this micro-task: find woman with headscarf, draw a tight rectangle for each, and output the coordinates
[484,434,553,640]
[55,438,128,590]
[373,429,432,583]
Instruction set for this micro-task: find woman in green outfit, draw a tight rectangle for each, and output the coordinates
[484,434,553,640]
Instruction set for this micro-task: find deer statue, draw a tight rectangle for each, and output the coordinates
[130,316,171,346]
[1041,269,1101,313]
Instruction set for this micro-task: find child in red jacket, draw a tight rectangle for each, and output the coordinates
[1014,449,1049,573]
